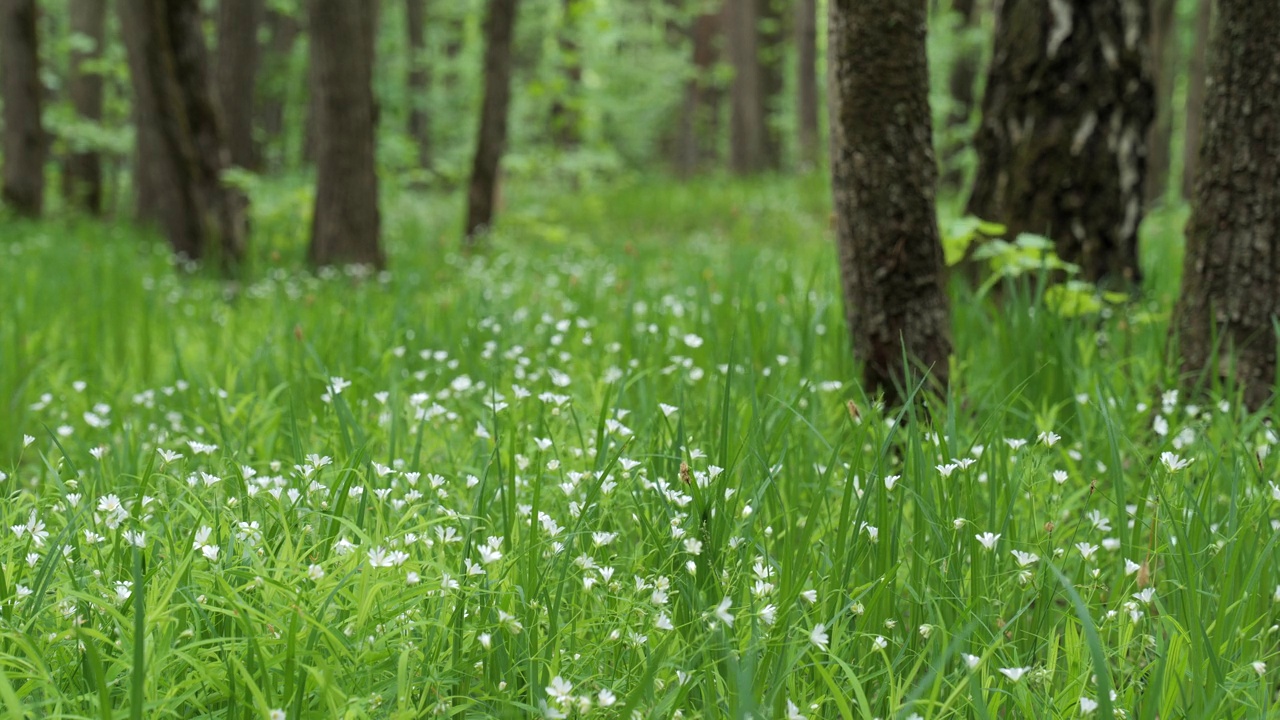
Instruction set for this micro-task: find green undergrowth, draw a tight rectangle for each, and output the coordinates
[2,175,1277,719]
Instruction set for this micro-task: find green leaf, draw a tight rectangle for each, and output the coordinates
[1048,564,1115,720]
[971,239,1014,261]
[1044,282,1104,317]
[1013,233,1054,251]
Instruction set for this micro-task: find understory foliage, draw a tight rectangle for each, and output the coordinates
[1,177,1276,718]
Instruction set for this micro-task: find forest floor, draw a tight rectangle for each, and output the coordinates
[2,175,1275,719]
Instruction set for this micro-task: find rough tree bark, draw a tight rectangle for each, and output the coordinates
[216,0,264,169]
[726,0,764,173]
[1,0,45,216]
[406,0,432,167]
[309,0,383,267]
[65,0,106,214]
[795,0,819,169]
[676,8,722,177]
[549,0,583,148]
[1172,0,1280,411]
[967,0,1154,286]
[829,0,952,402]
[1181,0,1211,199]
[120,0,246,265]
[1144,0,1177,206]
[464,0,518,242]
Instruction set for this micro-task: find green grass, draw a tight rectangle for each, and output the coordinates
[1,174,1277,719]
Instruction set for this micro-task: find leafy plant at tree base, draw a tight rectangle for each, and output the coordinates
[945,218,1128,317]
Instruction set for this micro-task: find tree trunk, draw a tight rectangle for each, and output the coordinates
[945,0,979,126]
[795,0,818,169]
[216,0,264,169]
[309,0,383,267]
[755,0,784,168]
[829,0,952,403]
[127,1,164,223]
[549,0,583,148]
[131,99,165,222]
[1181,0,1211,200]
[939,0,979,189]
[443,4,465,91]
[967,0,1153,286]
[726,0,764,174]
[65,0,106,214]
[405,0,432,168]
[1173,0,1280,411]
[1,0,45,216]
[302,6,318,166]
[120,0,246,265]
[302,93,316,166]
[464,0,518,243]
[258,6,300,160]
[1144,0,1177,206]
[676,9,722,177]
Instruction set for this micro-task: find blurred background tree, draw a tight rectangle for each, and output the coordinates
[1,0,1277,402]
[0,0,1223,236]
